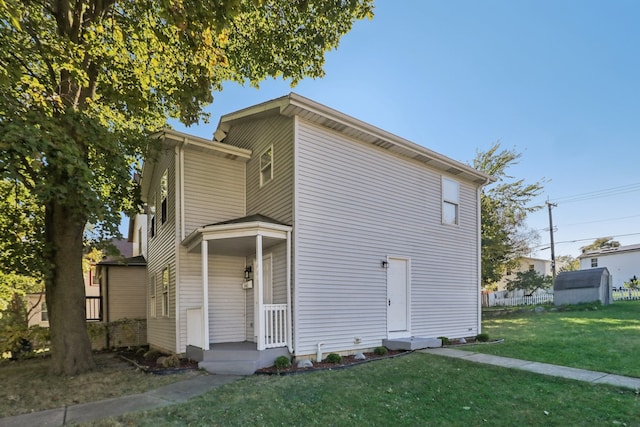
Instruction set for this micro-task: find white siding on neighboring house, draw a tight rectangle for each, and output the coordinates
[580,246,640,288]
[497,257,552,292]
[293,118,481,357]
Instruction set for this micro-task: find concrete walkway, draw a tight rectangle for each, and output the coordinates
[0,373,241,427]
[3,351,640,426]
[421,348,640,390]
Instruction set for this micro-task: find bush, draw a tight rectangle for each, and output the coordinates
[373,346,388,355]
[437,336,450,345]
[144,349,163,361]
[476,333,490,342]
[274,355,291,370]
[161,354,181,368]
[325,353,342,364]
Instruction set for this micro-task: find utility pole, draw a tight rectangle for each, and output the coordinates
[546,201,557,279]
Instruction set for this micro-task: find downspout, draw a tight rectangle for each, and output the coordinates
[286,230,292,353]
[175,144,183,353]
[477,185,482,334]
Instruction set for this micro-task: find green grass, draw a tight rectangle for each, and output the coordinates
[470,300,640,377]
[89,353,640,427]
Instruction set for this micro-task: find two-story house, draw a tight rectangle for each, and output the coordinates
[141,93,492,374]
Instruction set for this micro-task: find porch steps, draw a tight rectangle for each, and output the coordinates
[383,337,442,351]
[188,344,290,375]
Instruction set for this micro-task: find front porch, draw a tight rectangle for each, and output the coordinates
[187,342,290,375]
[182,214,293,359]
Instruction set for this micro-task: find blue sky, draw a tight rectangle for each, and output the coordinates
[167,0,640,259]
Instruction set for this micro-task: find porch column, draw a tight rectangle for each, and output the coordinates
[201,240,210,351]
[255,233,264,350]
[286,230,292,353]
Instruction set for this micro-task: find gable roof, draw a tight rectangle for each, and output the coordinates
[554,267,609,290]
[578,243,640,259]
[216,93,494,186]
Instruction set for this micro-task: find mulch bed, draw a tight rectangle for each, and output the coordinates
[117,347,199,375]
[256,350,411,375]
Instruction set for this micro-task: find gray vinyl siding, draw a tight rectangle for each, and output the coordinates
[224,116,294,224]
[146,148,178,353]
[182,149,245,233]
[105,266,146,321]
[176,148,247,352]
[294,119,481,357]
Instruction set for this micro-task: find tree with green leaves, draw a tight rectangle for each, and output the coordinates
[505,269,553,296]
[473,143,545,288]
[0,0,373,374]
[556,254,579,272]
[580,237,620,253]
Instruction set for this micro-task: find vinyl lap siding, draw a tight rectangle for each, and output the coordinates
[225,116,294,223]
[146,149,178,353]
[183,149,245,233]
[295,120,481,356]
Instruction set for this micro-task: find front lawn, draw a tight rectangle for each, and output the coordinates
[89,352,640,427]
[472,300,640,377]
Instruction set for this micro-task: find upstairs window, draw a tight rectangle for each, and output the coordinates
[160,169,168,224]
[442,177,459,225]
[529,265,535,271]
[591,258,598,268]
[260,146,273,186]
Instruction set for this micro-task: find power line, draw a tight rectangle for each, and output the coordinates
[549,182,640,205]
[533,231,640,249]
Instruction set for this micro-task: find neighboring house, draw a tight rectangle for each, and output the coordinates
[496,256,552,292]
[578,244,640,289]
[554,267,612,306]
[27,232,147,328]
[141,93,492,374]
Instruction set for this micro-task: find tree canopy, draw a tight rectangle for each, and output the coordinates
[473,143,545,288]
[580,237,621,253]
[0,0,373,374]
[505,269,553,296]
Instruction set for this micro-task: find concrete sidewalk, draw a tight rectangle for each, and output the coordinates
[421,348,640,390]
[0,373,241,427]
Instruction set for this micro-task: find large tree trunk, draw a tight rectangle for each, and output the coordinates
[45,199,95,375]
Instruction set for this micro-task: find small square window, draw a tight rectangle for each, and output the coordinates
[260,146,273,186]
[529,265,535,271]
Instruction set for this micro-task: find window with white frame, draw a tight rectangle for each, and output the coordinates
[162,267,169,317]
[529,264,535,271]
[149,275,156,318]
[591,258,598,268]
[160,169,168,224]
[41,302,48,322]
[442,177,459,225]
[260,145,273,186]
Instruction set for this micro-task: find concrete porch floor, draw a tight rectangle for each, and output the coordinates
[186,342,290,375]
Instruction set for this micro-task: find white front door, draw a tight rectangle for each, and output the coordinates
[387,257,410,335]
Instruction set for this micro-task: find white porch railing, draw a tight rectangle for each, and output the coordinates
[263,304,288,349]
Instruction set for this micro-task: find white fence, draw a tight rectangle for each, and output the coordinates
[482,291,554,307]
[483,288,640,307]
[612,289,640,301]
